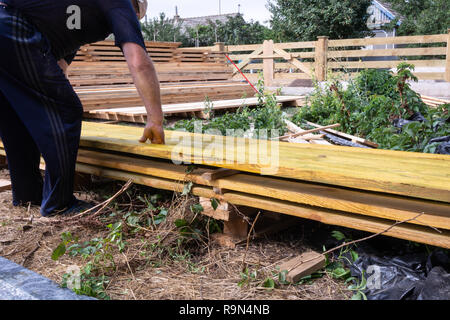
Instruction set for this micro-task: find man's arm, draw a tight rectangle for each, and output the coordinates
[58,51,79,77]
[122,42,165,144]
[57,59,69,77]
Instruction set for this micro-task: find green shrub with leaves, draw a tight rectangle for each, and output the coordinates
[172,75,287,139]
[293,64,449,153]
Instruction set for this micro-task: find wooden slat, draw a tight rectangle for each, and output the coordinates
[328,60,446,69]
[85,96,303,120]
[328,47,447,58]
[329,34,447,47]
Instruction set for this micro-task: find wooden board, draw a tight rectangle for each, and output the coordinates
[278,252,326,283]
[3,143,448,231]
[85,96,304,122]
[0,179,11,192]
[78,122,450,203]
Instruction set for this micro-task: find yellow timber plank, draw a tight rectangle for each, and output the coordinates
[74,149,450,230]
[79,122,450,202]
[72,163,450,249]
[1,147,448,247]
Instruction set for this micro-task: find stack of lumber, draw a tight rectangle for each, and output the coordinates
[69,40,259,118]
[2,122,448,248]
[421,95,450,108]
[84,96,305,123]
[69,62,233,87]
[69,40,232,87]
[74,41,224,64]
[76,82,256,112]
[283,120,332,145]
[74,41,182,63]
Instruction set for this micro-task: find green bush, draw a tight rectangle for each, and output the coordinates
[172,77,287,139]
[293,65,449,153]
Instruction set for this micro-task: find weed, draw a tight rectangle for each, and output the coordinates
[324,230,368,300]
[238,268,259,288]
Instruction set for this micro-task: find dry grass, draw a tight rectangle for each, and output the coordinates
[0,169,351,300]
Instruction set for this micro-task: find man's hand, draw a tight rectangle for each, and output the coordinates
[139,121,165,144]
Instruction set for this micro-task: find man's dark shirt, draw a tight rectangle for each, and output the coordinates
[8,0,146,63]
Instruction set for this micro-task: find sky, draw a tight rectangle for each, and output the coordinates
[146,0,273,25]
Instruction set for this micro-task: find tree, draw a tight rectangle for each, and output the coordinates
[216,15,272,45]
[384,0,450,36]
[267,0,372,42]
[183,14,272,47]
[141,13,187,43]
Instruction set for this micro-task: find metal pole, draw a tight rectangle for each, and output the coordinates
[219,0,221,15]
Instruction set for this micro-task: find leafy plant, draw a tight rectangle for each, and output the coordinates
[172,75,287,139]
[53,223,126,299]
[61,263,111,300]
[238,268,259,288]
[52,232,76,261]
[346,271,368,300]
[293,64,449,153]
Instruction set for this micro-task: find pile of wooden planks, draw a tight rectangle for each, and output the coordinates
[69,62,233,87]
[283,120,332,145]
[84,96,305,123]
[68,41,259,118]
[77,81,256,112]
[74,41,225,64]
[69,40,232,87]
[3,122,448,247]
[74,41,182,63]
[421,95,450,108]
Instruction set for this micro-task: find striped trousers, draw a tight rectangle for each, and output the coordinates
[0,6,82,216]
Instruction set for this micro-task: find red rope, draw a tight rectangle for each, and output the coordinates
[224,54,261,95]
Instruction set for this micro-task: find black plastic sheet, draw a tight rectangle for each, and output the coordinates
[349,248,450,300]
[428,136,450,155]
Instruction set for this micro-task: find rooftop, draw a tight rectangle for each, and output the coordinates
[174,13,240,30]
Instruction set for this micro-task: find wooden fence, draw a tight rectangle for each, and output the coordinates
[214,29,450,85]
[75,32,450,85]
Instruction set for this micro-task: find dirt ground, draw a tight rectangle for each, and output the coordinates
[0,168,351,300]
